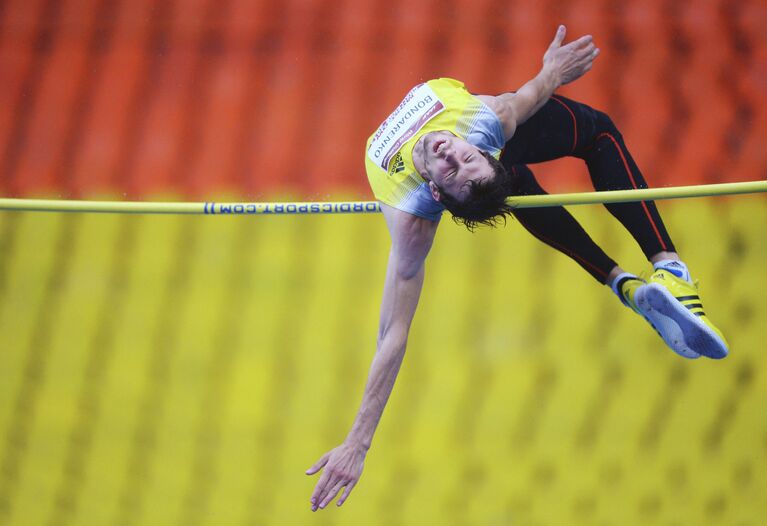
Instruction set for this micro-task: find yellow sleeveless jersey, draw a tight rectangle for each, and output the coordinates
[365,78,506,220]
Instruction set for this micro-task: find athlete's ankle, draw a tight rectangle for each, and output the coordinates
[652,259,692,283]
[649,251,680,265]
[610,271,643,308]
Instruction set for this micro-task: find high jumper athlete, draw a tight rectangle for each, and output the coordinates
[306,25,728,511]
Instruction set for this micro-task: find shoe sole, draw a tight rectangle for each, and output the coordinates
[636,284,728,360]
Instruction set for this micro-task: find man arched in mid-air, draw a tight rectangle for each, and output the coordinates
[306,25,729,511]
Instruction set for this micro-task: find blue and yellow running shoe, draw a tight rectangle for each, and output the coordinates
[635,267,729,359]
[615,275,645,314]
[612,272,697,357]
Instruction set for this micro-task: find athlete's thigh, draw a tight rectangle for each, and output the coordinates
[502,95,590,165]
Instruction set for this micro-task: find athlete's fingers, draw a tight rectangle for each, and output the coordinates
[336,480,358,507]
[306,453,330,475]
[319,480,345,509]
[568,34,594,50]
[310,470,332,510]
[580,48,599,67]
[578,42,596,57]
[313,468,344,511]
[315,476,334,509]
[549,25,566,49]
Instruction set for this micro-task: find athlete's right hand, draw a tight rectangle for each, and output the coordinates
[306,441,367,511]
[542,25,600,86]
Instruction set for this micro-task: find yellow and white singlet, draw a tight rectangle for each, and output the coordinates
[365,78,506,220]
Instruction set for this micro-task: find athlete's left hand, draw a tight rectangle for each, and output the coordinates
[306,441,366,511]
[543,25,600,86]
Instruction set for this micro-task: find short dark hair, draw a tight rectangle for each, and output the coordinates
[438,150,518,231]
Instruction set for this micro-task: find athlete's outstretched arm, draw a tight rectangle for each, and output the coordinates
[478,25,600,139]
[306,204,438,511]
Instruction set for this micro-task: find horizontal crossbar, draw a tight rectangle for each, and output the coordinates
[1,181,765,215]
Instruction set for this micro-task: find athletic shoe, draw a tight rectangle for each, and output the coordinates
[617,276,645,313]
[612,273,698,357]
[635,269,729,359]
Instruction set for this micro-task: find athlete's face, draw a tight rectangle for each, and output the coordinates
[419,132,494,203]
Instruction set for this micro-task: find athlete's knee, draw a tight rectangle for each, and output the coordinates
[592,110,623,142]
[569,103,626,156]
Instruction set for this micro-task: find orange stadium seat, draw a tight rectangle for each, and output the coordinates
[0,0,47,194]
[618,61,673,186]
[226,1,292,196]
[248,0,330,194]
[382,0,446,85]
[213,1,285,195]
[1,0,765,198]
[226,0,270,44]
[306,2,376,193]
[128,49,197,197]
[71,0,155,196]
[565,0,611,34]
[283,10,347,192]
[0,0,48,194]
[670,80,731,185]
[130,0,217,196]
[13,39,90,195]
[71,45,147,197]
[170,0,211,46]
[440,0,495,88]
[668,0,755,185]
[183,0,257,197]
[187,57,252,198]
[616,3,682,186]
[0,0,46,35]
[727,71,767,182]
[738,0,767,48]
[490,7,550,90]
[58,0,101,38]
[113,0,158,46]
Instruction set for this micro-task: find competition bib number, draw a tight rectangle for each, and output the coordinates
[367,83,445,171]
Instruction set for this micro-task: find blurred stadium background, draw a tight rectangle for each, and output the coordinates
[1,0,766,524]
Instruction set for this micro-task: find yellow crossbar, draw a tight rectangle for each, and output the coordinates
[0,180,765,215]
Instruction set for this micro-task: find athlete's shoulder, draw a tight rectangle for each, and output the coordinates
[424,78,471,96]
[425,77,466,88]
